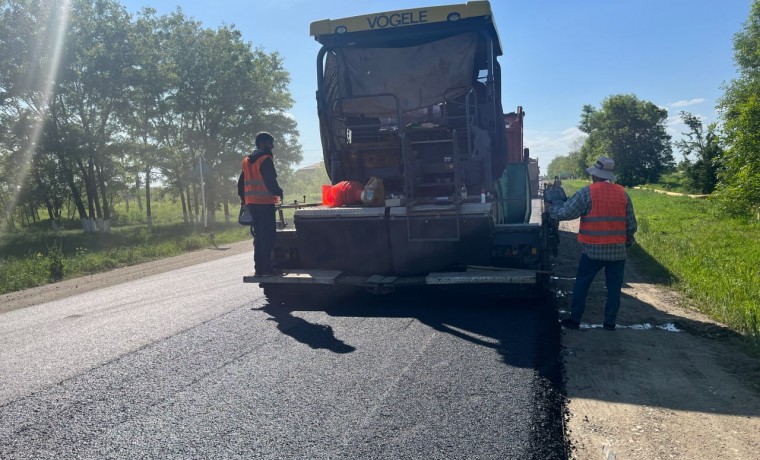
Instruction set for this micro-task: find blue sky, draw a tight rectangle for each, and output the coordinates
[120,0,752,174]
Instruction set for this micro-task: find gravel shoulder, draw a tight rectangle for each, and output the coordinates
[555,219,760,460]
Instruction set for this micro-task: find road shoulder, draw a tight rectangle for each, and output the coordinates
[554,220,760,459]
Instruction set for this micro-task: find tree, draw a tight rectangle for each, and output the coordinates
[119,7,177,230]
[578,94,674,187]
[717,0,760,217]
[0,1,302,232]
[281,162,330,202]
[170,18,301,224]
[718,93,760,216]
[547,138,586,180]
[56,0,134,232]
[675,112,721,194]
[0,0,82,229]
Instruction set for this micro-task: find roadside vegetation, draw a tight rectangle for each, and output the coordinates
[0,224,251,295]
[563,180,760,353]
[640,172,692,194]
[0,197,250,295]
[0,166,328,295]
[0,0,302,236]
[549,3,760,220]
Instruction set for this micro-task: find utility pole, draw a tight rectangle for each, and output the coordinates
[199,156,207,229]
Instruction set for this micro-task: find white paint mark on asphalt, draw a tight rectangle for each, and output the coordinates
[557,311,683,332]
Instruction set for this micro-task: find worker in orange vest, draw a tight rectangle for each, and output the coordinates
[549,157,637,330]
[237,132,284,276]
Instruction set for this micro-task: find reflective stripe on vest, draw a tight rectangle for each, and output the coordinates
[578,182,627,244]
[242,155,277,205]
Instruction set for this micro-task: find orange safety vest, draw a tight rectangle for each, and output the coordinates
[578,182,628,244]
[242,154,277,205]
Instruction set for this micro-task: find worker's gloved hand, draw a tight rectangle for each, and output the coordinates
[278,194,284,203]
[544,188,567,204]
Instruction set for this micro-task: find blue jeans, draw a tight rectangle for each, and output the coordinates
[569,254,626,324]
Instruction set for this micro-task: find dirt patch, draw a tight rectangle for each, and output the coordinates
[554,219,760,459]
[0,240,252,314]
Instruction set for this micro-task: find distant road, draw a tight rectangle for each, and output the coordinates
[0,252,565,459]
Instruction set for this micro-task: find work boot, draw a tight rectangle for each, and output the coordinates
[560,318,580,329]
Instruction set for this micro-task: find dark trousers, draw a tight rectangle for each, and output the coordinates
[570,254,626,324]
[247,203,276,274]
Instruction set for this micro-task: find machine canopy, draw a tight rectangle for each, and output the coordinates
[325,33,477,114]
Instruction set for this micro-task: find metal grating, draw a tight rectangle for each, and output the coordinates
[389,202,492,217]
[425,269,537,285]
[294,206,386,218]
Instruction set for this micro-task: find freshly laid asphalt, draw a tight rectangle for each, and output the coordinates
[0,252,565,459]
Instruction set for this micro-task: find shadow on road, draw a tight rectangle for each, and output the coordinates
[260,303,356,354]
[257,285,566,459]
[260,285,558,369]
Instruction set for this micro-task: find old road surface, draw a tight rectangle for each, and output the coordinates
[0,250,566,459]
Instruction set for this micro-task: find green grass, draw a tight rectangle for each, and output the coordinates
[631,190,760,339]
[0,190,321,295]
[108,195,196,227]
[641,171,691,194]
[0,221,252,295]
[563,179,760,350]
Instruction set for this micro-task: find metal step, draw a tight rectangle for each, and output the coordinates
[243,270,341,284]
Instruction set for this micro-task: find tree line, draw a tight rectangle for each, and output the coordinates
[0,0,301,232]
[548,0,760,218]
[547,96,720,195]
